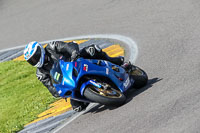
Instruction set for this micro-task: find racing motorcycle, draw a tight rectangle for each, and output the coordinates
[50,57,148,106]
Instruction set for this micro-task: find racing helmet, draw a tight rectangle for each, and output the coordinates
[24,41,45,68]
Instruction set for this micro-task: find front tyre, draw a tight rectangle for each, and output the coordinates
[130,65,148,89]
[83,82,126,106]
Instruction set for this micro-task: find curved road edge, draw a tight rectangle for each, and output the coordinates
[0,34,138,63]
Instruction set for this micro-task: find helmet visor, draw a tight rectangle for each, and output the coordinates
[27,46,41,66]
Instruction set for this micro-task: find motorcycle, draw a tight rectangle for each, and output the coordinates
[50,57,148,106]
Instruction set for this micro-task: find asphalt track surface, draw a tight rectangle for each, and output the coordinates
[1,0,200,133]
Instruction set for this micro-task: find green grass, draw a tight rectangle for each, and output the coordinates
[0,61,57,133]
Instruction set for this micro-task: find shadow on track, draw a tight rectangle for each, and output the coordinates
[124,77,162,103]
[85,78,162,114]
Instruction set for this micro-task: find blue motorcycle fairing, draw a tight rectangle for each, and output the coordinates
[50,58,133,100]
[75,58,131,93]
[52,60,76,97]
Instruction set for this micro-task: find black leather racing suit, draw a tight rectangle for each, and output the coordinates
[36,41,124,110]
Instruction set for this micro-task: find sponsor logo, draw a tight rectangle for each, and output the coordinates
[49,42,55,49]
[123,77,130,88]
[87,47,95,56]
[106,68,109,75]
[83,64,88,71]
[66,64,69,71]
[54,72,60,81]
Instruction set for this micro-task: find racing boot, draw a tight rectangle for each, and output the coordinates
[98,50,124,66]
[70,99,89,112]
[80,44,124,66]
[105,55,124,66]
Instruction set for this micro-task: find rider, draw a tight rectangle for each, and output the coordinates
[24,41,125,112]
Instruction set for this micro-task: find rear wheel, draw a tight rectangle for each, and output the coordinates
[130,65,148,89]
[83,81,126,106]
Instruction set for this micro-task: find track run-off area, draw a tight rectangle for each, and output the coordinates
[1,0,200,133]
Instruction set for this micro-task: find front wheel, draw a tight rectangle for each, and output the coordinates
[83,81,126,106]
[130,65,148,89]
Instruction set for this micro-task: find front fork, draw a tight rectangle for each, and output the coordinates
[80,80,102,96]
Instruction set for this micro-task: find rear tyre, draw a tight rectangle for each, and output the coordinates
[130,65,148,89]
[83,82,126,106]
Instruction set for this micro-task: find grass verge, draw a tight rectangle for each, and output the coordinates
[0,61,56,133]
